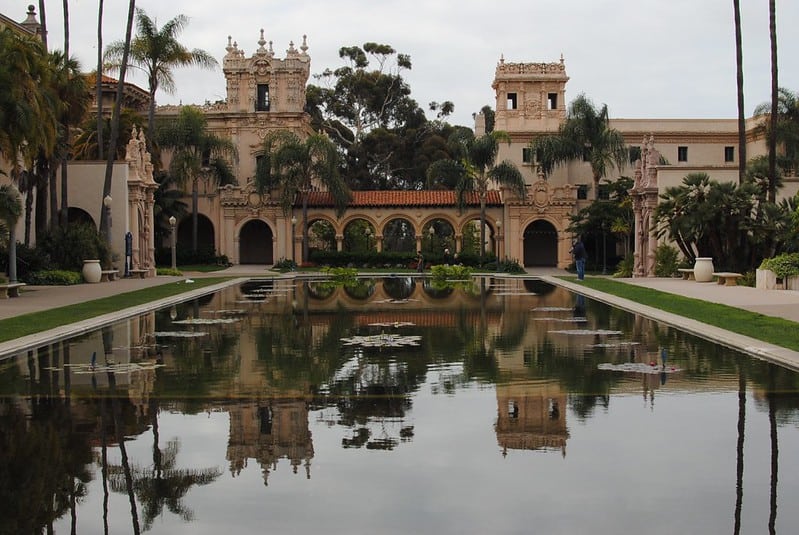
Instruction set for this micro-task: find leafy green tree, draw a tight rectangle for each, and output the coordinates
[156,106,237,253]
[530,93,628,200]
[307,42,456,190]
[427,131,526,262]
[255,131,351,262]
[104,7,218,144]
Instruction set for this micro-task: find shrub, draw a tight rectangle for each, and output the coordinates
[431,264,473,280]
[38,223,111,270]
[0,242,53,281]
[496,258,526,274]
[654,244,680,277]
[613,254,634,278]
[273,257,297,272]
[759,253,799,278]
[156,267,183,276]
[26,270,82,285]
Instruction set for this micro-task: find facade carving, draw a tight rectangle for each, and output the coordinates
[630,135,662,277]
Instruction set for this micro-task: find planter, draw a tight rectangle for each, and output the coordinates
[787,275,799,291]
[82,259,102,283]
[693,257,714,282]
[756,268,778,290]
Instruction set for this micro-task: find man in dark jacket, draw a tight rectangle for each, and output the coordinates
[571,238,587,280]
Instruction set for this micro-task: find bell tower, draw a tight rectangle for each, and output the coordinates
[492,55,569,135]
[222,30,310,115]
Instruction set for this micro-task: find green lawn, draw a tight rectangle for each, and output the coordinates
[0,277,232,343]
[563,276,799,352]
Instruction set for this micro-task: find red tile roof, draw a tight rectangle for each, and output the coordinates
[303,190,503,208]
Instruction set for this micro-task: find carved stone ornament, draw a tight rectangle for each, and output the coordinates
[248,191,263,208]
[531,179,549,209]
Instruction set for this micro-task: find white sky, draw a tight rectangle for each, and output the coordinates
[10,0,799,128]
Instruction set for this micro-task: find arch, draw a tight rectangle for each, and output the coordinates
[459,217,500,256]
[381,217,416,253]
[307,218,336,253]
[382,276,416,300]
[67,207,96,229]
[420,218,455,256]
[177,214,216,253]
[523,219,558,267]
[343,218,376,252]
[239,219,274,264]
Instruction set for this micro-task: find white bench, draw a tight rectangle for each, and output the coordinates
[129,269,148,279]
[713,272,743,286]
[100,269,119,282]
[677,268,695,280]
[0,282,26,298]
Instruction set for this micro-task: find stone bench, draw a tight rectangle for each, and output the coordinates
[713,272,743,286]
[677,268,695,280]
[129,269,148,279]
[100,269,119,282]
[0,282,26,298]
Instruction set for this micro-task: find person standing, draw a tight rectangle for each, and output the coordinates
[416,252,425,273]
[572,237,587,280]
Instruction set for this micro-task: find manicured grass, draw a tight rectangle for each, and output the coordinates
[0,277,232,343]
[563,276,799,352]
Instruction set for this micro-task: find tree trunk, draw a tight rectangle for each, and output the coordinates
[60,0,70,228]
[192,177,199,253]
[479,194,486,263]
[38,0,48,50]
[96,0,104,160]
[768,0,778,203]
[733,0,746,184]
[733,367,745,535]
[302,192,309,264]
[101,0,135,239]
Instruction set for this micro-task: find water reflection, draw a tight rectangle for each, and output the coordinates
[1,277,799,533]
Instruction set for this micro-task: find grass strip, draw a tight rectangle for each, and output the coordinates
[0,277,232,343]
[562,276,799,352]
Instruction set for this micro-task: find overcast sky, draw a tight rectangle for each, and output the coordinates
[13,0,799,128]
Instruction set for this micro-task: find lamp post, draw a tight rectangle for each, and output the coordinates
[103,194,113,249]
[169,216,177,270]
[495,219,502,259]
[428,225,435,255]
[602,221,608,275]
[290,216,297,264]
[365,227,372,251]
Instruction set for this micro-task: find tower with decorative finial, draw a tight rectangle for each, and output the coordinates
[222,29,310,114]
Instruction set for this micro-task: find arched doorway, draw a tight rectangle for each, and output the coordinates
[177,214,216,253]
[239,219,274,264]
[67,207,95,229]
[523,220,558,267]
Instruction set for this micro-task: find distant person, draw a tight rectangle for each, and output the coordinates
[571,237,587,280]
[416,253,424,273]
[443,248,451,265]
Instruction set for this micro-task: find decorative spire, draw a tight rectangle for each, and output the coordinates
[226,35,233,54]
[300,35,309,54]
[258,29,267,52]
[287,40,297,55]
[499,53,505,65]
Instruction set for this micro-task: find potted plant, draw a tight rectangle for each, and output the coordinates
[757,253,799,290]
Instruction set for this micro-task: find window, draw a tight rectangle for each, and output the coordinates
[256,84,270,111]
[677,146,688,162]
[547,93,558,110]
[724,146,735,162]
[577,185,588,200]
[507,92,517,110]
[522,147,533,164]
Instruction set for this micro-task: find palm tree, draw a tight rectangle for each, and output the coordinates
[256,131,351,263]
[733,0,747,184]
[100,0,136,242]
[754,88,799,175]
[156,106,237,252]
[96,0,104,160]
[426,131,526,262]
[768,0,778,203]
[530,93,628,200]
[0,184,23,283]
[104,8,218,145]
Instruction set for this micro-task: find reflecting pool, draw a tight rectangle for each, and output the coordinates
[1,276,798,534]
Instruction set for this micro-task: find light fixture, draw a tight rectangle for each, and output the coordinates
[103,194,112,207]
[169,215,176,226]
[428,226,435,236]
[291,216,297,225]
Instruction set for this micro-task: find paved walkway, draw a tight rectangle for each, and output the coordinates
[1,266,798,369]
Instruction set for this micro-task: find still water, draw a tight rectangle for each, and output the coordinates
[1,276,798,534]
